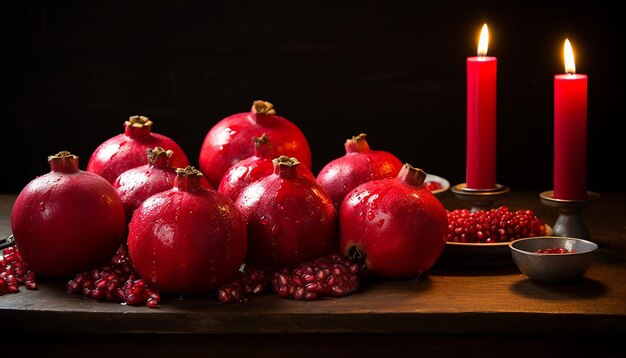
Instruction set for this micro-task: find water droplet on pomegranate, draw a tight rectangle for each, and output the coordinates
[271,224,281,235]
[277,203,285,210]
[260,216,269,225]
[377,219,385,227]
[367,211,376,221]
[39,202,45,211]
[358,212,365,222]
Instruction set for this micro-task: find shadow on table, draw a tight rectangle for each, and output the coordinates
[509,277,608,300]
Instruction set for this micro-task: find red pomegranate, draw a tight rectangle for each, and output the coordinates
[218,134,315,202]
[10,151,126,277]
[199,100,313,188]
[217,133,276,202]
[127,167,247,294]
[339,164,447,279]
[87,115,190,183]
[235,156,336,269]
[113,147,178,219]
[316,133,403,209]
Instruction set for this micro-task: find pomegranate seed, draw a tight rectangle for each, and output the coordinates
[536,247,575,254]
[147,298,159,308]
[1,246,37,296]
[425,181,443,192]
[271,254,360,301]
[66,247,160,308]
[446,206,547,243]
[216,264,273,304]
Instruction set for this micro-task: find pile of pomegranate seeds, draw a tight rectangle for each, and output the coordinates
[425,181,442,192]
[217,264,273,303]
[272,254,360,301]
[66,248,160,308]
[536,247,575,254]
[1,246,37,296]
[446,206,547,243]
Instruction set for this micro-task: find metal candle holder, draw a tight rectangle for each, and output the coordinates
[539,190,599,241]
[450,183,510,212]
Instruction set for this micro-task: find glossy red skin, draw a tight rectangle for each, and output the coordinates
[218,156,316,202]
[317,149,403,210]
[11,170,126,277]
[113,164,177,220]
[87,131,189,184]
[199,111,312,188]
[235,168,336,269]
[127,186,247,294]
[339,177,447,279]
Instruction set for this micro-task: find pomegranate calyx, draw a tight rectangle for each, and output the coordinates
[48,151,80,173]
[147,147,173,168]
[274,155,300,167]
[344,133,371,153]
[252,100,276,115]
[273,156,301,178]
[126,115,153,128]
[252,133,274,158]
[124,115,153,138]
[175,166,204,177]
[397,164,426,187]
[174,166,205,192]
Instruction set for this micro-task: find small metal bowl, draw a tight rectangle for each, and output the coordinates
[509,236,598,283]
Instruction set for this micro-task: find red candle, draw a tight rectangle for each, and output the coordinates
[554,39,588,200]
[466,24,497,189]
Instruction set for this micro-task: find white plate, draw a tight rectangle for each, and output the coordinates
[425,173,450,194]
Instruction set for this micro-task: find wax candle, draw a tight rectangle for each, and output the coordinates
[466,24,497,189]
[554,39,588,200]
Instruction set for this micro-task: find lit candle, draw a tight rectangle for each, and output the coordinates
[554,39,588,200]
[466,24,497,189]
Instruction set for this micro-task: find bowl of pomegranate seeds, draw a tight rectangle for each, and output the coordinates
[439,206,552,266]
[424,174,449,195]
[509,236,598,283]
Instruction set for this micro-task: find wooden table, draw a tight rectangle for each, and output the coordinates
[1,192,625,357]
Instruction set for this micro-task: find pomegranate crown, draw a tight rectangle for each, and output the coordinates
[348,133,367,143]
[398,163,427,187]
[47,151,78,162]
[125,115,153,128]
[252,133,271,147]
[273,155,300,167]
[344,133,370,153]
[146,147,173,165]
[175,166,204,177]
[252,100,276,115]
[47,150,80,173]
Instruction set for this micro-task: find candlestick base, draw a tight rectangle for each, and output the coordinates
[450,183,510,212]
[539,190,599,241]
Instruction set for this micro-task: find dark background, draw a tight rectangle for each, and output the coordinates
[1,1,621,194]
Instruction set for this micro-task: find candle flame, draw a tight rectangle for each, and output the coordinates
[477,24,489,56]
[564,39,576,74]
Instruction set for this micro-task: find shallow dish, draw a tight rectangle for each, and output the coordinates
[509,236,598,283]
[425,174,450,195]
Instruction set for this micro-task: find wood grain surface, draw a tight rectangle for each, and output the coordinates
[0,192,626,346]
